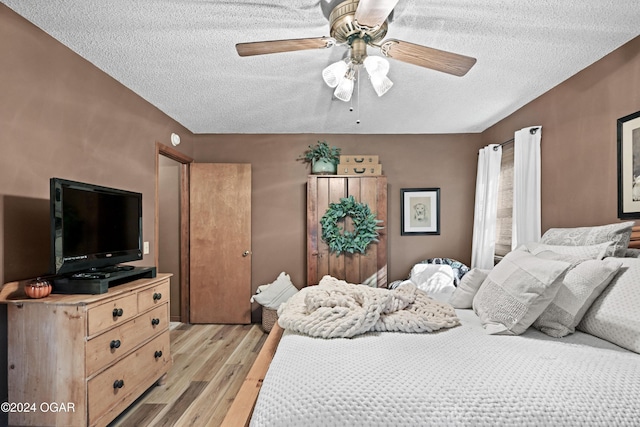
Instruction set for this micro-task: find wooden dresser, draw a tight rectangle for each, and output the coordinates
[1,274,172,427]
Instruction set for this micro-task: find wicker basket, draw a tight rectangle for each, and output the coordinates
[262,307,278,333]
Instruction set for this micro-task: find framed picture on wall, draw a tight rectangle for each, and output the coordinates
[617,110,640,219]
[401,188,440,235]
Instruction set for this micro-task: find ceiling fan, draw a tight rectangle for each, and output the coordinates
[236,0,477,102]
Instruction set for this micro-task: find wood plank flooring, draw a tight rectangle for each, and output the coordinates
[108,323,267,427]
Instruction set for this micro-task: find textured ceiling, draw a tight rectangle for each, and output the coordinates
[3,0,639,134]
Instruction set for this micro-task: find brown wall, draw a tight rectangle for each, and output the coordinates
[483,36,640,231]
[194,134,484,303]
[0,5,194,409]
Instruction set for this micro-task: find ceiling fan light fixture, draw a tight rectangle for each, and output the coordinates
[322,60,349,88]
[370,73,393,97]
[333,68,355,102]
[363,55,390,77]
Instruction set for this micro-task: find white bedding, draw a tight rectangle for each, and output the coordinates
[250,309,640,426]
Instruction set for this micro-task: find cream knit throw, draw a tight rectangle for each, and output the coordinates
[277,275,460,338]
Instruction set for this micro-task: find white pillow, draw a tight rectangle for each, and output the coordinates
[540,221,634,257]
[578,258,640,353]
[449,268,489,309]
[525,241,613,260]
[251,272,298,310]
[408,264,456,302]
[533,258,622,337]
[472,250,571,335]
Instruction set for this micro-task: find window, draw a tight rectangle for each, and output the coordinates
[494,143,514,261]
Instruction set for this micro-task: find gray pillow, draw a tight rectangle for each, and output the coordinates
[540,221,634,257]
[533,258,622,338]
[449,268,489,309]
[524,241,613,260]
[578,257,640,353]
[251,272,298,310]
[472,250,571,335]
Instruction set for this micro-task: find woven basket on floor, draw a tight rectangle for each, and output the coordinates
[262,307,278,333]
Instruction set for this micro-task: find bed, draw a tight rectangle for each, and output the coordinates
[223,222,640,426]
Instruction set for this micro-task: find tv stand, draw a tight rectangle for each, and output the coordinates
[2,273,172,427]
[53,266,157,294]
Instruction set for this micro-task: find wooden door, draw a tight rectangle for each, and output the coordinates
[190,163,251,324]
[307,175,387,287]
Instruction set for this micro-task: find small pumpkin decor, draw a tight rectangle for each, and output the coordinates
[320,195,383,256]
[24,278,52,299]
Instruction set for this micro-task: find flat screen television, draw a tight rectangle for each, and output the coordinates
[50,178,143,276]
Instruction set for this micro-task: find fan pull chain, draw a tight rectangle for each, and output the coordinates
[356,67,361,125]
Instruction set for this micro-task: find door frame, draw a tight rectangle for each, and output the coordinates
[155,142,193,323]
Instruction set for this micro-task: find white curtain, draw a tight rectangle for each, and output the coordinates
[471,144,502,269]
[512,126,542,249]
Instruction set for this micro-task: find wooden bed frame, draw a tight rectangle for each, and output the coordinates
[221,224,640,426]
[221,323,284,427]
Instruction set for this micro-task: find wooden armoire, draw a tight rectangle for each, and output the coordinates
[307,175,388,287]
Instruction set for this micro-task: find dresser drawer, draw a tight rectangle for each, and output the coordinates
[86,304,169,377]
[87,294,138,336]
[87,331,171,426]
[138,278,170,313]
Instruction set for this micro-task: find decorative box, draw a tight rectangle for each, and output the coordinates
[337,164,383,175]
[339,155,379,165]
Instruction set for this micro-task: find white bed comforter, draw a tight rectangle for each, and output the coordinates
[250,309,640,427]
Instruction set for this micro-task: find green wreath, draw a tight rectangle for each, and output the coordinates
[320,195,383,256]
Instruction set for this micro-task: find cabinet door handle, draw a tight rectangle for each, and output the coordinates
[153,292,162,301]
[110,339,121,349]
[113,379,124,389]
[154,350,163,359]
[112,308,124,317]
[151,318,160,326]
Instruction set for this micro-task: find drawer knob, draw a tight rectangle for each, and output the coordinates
[153,292,162,301]
[110,339,121,349]
[113,379,124,389]
[151,318,160,326]
[112,308,124,317]
[154,350,163,359]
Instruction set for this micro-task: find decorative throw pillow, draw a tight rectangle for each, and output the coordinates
[449,268,490,309]
[540,221,634,257]
[624,248,640,258]
[533,258,622,338]
[251,272,299,310]
[472,250,571,335]
[524,241,613,260]
[578,258,640,353]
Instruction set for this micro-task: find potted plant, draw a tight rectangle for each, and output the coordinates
[300,141,341,175]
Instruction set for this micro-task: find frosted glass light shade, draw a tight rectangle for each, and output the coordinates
[322,60,349,88]
[370,74,393,97]
[334,76,355,102]
[363,56,390,77]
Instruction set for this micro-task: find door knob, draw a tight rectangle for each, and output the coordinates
[242,250,251,257]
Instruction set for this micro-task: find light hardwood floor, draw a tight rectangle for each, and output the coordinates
[108,323,267,427]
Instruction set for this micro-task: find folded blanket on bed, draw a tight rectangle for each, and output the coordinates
[277,275,460,338]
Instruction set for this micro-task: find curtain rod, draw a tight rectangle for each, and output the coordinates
[493,127,540,151]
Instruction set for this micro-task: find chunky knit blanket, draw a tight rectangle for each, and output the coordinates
[277,275,459,338]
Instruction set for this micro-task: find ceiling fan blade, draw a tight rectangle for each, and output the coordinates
[380,39,477,77]
[354,0,399,29]
[236,37,334,57]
